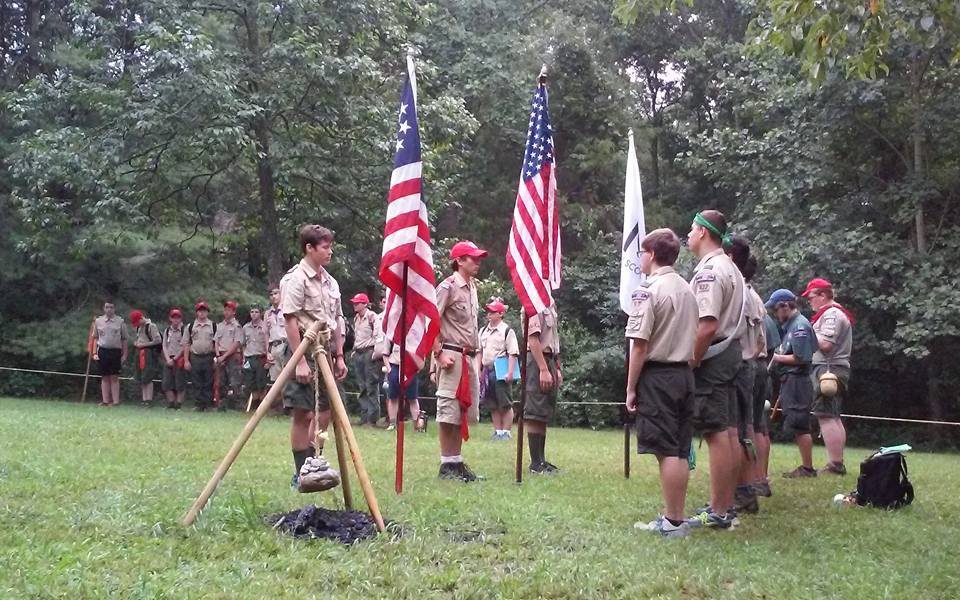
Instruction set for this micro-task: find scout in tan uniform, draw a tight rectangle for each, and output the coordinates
[214,300,243,410]
[479,299,519,441]
[280,224,348,487]
[184,302,216,411]
[432,240,487,482]
[624,229,698,538]
[350,292,381,426]
[131,309,162,407]
[265,286,288,384]
[93,301,128,407]
[525,302,562,474]
[685,209,745,530]
[802,277,854,475]
[162,308,187,409]
[241,306,269,411]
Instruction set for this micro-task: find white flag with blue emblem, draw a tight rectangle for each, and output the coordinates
[619,129,646,313]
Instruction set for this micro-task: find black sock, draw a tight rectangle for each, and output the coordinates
[528,433,545,465]
[292,446,315,474]
[665,517,684,527]
[540,432,549,464]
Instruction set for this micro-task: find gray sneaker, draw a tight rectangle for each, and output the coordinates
[752,479,773,497]
[783,465,818,478]
[686,510,737,530]
[818,462,847,476]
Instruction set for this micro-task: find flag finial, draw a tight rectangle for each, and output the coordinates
[538,64,548,84]
[628,128,634,137]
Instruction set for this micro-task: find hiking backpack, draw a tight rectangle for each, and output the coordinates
[854,451,914,509]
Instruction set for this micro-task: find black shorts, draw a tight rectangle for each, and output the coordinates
[242,355,270,392]
[734,359,755,437]
[752,358,771,434]
[692,340,741,434]
[780,372,813,435]
[97,348,122,376]
[482,367,513,411]
[635,363,694,458]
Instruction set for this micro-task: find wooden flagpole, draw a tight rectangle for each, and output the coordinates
[514,313,530,483]
[81,317,96,403]
[395,266,409,494]
[623,339,631,478]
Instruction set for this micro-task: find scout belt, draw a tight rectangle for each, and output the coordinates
[441,343,477,357]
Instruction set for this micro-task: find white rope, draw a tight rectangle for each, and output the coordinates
[2,364,960,427]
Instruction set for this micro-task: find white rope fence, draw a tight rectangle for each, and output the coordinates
[2,364,959,427]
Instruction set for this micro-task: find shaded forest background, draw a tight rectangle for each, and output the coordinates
[2,0,959,446]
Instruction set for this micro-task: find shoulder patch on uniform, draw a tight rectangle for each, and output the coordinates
[702,264,714,270]
[792,329,808,338]
[694,271,716,284]
[631,289,651,302]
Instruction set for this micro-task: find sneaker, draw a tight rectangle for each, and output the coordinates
[634,515,663,531]
[783,465,818,478]
[502,431,513,440]
[686,509,737,530]
[439,463,461,480]
[457,462,482,482]
[818,462,847,476]
[528,462,551,475]
[752,479,773,497]
[653,518,691,538]
[542,461,561,474]
[734,486,760,514]
[385,424,396,432]
[490,432,502,441]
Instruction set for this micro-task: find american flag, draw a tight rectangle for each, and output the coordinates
[379,53,440,386]
[507,69,562,316]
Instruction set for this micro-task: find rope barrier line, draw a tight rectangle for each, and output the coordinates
[2,364,960,427]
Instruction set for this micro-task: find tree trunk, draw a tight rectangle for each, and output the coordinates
[910,59,927,255]
[243,0,284,284]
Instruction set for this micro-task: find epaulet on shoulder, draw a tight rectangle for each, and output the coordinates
[638,280,651,288]
[438,275,454,289]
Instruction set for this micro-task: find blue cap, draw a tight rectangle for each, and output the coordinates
[765,288,796,308]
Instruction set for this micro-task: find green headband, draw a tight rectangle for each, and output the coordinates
[694,212,731,245]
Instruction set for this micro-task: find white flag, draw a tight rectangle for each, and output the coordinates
[619,129,646,313]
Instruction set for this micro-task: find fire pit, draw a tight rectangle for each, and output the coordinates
[266,505,382,544]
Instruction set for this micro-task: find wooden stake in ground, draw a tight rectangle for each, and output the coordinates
[315,344,385,532]
[324,373,354,510]
[245,392,254,413]
[182,321,322,527]
[81,317,96,403]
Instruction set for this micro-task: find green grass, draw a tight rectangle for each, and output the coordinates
[1,397,957,599]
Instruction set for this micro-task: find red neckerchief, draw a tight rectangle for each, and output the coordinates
[811,302,855,327]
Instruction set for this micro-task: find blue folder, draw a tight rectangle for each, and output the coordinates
[494,356,520,381]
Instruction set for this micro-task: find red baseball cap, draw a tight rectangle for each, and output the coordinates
[801,278,833,298]
[169,308,183,318]
[129,310,143,326]
[450,240,488,260]
[485,300,506,313]
[223,300,238,310]
[195,301,209,311]
[350,293,370,304]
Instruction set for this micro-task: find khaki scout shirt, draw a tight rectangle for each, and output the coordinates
[480,321,520,367]
[242,321,267,357]
[188,319,216,355]
[625,266,698,363]
[279,259,344,335]
[750,286,769,358]
[163,324,186,359]
[690,248,745,342]
[265,306,287,343]
[739,285,766,361]
[94,315,127,350]
[214,317,242,355]
[135,320,162,348]
[528,305,560,355]
[435,271,480,350]
[812,305,852,367]
[353,310,378,351]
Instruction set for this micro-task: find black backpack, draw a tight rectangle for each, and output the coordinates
[854,451,914,509]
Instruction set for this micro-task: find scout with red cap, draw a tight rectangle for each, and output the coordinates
[350,291,381,427]
[479,298,519,441]
[162,308,188,408]
[214,300,243,409]
[804,277,855,476]
[184,301,217,410]
[131,310,162,407]
[433,239,488,482]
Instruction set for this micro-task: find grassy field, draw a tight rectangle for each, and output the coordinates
[1,397,957,599]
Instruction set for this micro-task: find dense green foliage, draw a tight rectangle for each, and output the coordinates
[2,1,959,441]
[2,398,959,598]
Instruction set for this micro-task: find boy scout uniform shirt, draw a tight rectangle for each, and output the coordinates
[435,271,480,349]
[624,266,698,363]
[266,306,288,343]
[95,315,127,349]
[690,248,745,342]
[778,312,817,374]
[739,285,766,360]
[135,320,161,347]
[812,306,852,367]
[480,321,520,367]
[353,311,377,351]
[528,305,560,355]
[215,318,242,354]
[242,322,267,357]
[163,324,186,359]
[279,258,344,336]
[188,319,216,354]
[764,314,782,355]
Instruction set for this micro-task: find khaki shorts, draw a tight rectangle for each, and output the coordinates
[524,356,558,424]
[283,354,331,412]
[435,349,479,426]
[692,340,741,435]
[268,341,289,381]
[811,364,850,418]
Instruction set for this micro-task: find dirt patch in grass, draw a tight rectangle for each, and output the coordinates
[265,505,381,544]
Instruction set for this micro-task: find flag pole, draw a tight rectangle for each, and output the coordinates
[514,312,530,483]
[396,265,409,494]
[623,338,632,478]
[81,316,96,403]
